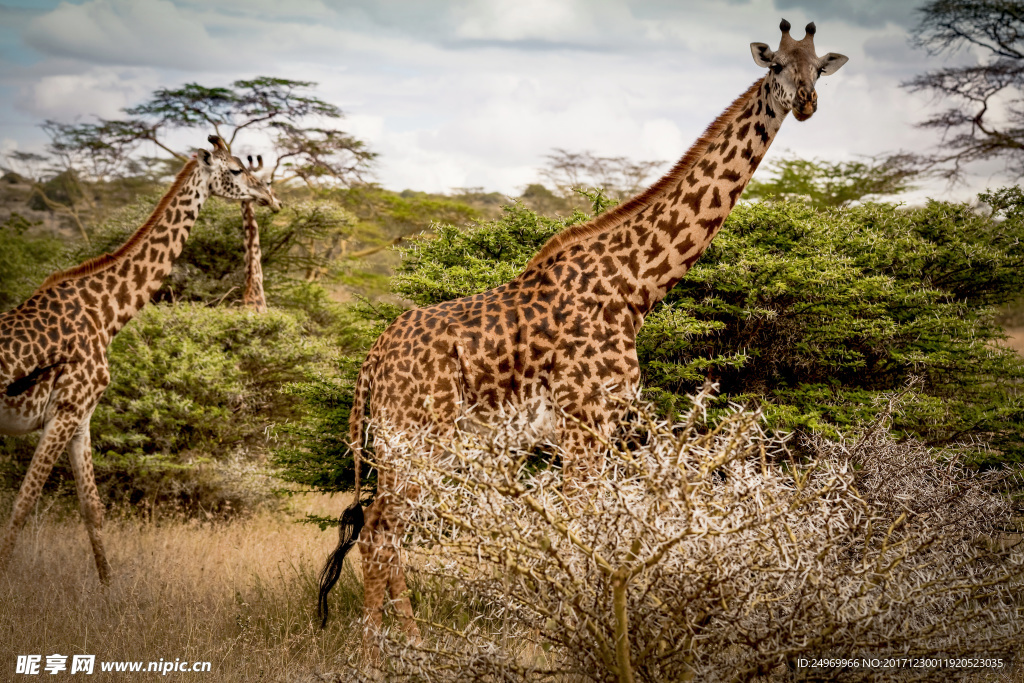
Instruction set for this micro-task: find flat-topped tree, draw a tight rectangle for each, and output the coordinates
[316,19,848,662]
[42,77,375,186]
[0,136,280,584]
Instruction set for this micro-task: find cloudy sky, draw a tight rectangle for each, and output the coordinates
[0,0,1007,201]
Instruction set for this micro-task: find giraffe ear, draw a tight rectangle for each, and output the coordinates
[818,52,849,76]
[197,149,213,167]
[750,42,774,68]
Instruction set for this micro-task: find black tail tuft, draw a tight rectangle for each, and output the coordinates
[317,502,365,628]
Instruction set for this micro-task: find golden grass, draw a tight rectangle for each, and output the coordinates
[0,493,362,682]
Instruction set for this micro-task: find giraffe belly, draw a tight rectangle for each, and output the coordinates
[0,398,46,435]
[0,372,58,436]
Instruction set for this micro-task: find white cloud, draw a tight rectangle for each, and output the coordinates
[1,138,17,160]
[18,66,161,120]
[0,0,1009,202]
[454,0,612,43]
[24,0,231,70]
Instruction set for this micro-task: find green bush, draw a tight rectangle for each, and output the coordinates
[280,191,1024,494]
[2,304,336,512]
[644,193,1024,462]
[0,214,66,311]
[392,202,588,305]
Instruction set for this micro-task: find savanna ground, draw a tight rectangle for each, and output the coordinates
[0,492,363,681]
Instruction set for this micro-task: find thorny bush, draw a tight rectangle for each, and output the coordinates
[349,387,1024,682]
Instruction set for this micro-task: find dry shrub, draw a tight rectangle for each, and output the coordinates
[359,387,1024,682]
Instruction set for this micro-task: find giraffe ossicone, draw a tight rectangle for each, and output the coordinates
[315,17,848,662]
[0,135,279,584]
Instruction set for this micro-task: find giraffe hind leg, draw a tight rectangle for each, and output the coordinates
[67,409,110,585]
[384,482,421,644]
[386,539,421,645]
[358,497,388,664]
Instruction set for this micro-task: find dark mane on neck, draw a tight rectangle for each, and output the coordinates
[35,159,199,292]
[526,77,765,269]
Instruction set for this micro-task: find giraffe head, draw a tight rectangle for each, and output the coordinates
[197,135,282,212]
[750,19,848,121]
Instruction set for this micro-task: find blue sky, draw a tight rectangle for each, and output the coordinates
[0,0,1008,200]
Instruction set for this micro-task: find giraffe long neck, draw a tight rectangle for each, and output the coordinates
[529,77,785,317]
[241,200,268,313]
[63,160,209,342]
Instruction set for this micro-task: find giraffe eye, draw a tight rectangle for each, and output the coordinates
[771,63,784,75]
[230,168,243,176]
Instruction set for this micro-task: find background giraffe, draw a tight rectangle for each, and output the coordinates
[319,19,847,657]
[241,155,269,313]
[0,135,280,584]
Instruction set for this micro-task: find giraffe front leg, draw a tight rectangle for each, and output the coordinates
[0,407,85,573]
[67,407,110,585]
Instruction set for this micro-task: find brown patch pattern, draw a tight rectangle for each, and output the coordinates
[241,200,268,313]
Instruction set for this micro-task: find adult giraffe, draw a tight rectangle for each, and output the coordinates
[319,20,848,655]
[0,136,280,584]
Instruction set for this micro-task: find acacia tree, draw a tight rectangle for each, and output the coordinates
[904,0,1024,178]
[42,77,375,186]
[540,148,664,201]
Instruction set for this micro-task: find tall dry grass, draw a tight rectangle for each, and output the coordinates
[0,493,362,681]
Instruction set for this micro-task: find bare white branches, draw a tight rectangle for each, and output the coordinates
[358,387,1023,682]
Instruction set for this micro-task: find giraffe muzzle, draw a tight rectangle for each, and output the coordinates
[792,88,818,121]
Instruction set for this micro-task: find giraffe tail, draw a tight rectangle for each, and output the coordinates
[317,502,364,628]
[317,344,377,628]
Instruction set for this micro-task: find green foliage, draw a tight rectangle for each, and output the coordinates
[2,305,335,512]
[644,197,1024,460]
[743,154,919,208]
[329,185,484,240]
[272,361,362,494]
[0,214,65,311]
[391,202,587,306]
